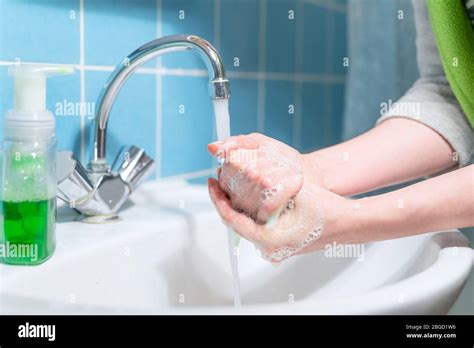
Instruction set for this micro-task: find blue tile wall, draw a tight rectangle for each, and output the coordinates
[301,82,326,152]
[328,83,345,144]
[220,0,260,72]
[264,81,296,146]
[161,0,214,70]
[0,0,80,64]
[161,76,214,177]
[0,0,347,179]
[48,73,82,156]
[266,0,298,73]
[302,3,327,74]
[331,10,348,75]
[84,0,157,67]
[228,79,259,135]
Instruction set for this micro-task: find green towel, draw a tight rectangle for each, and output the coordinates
[427,0,474,128]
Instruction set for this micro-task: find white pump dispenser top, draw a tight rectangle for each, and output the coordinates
[11,65,74,111]
[5,64,75,140]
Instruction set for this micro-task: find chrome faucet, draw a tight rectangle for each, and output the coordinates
[57,35,230,216]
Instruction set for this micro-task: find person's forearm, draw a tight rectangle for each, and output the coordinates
[338,165,474,244]
[304,118,457,196]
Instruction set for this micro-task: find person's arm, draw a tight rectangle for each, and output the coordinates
[307,0,473,198]
[209,161,473,261]
[304,117,457,197]
[208,133,473,262]
[305,165,474,252]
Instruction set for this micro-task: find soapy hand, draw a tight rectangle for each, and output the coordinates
[208,133,348,262]
[208,177,347,262]
[208,133,305,223]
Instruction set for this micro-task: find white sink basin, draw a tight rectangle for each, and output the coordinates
[0,180,472,314]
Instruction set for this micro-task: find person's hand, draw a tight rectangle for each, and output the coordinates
[207,133,351,262]
[208,178,350,262]
[208,133,306,223]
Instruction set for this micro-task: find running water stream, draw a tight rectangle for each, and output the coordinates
[213,98,242,308]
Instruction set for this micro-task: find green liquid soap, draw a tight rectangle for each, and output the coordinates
[2,198,56,265]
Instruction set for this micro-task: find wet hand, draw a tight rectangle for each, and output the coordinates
[208,178,349,262]
[208,133,304,223]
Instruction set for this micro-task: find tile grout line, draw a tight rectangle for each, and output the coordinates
[155,0,162,179]
[79,0,86,163]
[293,0,305,150]
[323,7,335,146]
[0,60,346,83]
[257,0,267,133]
[301,0,347,13]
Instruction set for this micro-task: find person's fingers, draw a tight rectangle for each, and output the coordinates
[208,134,260,159]
[256,173,304,222]
[208,178,262,243]
[208,133,265,191]
[207,141,222,156]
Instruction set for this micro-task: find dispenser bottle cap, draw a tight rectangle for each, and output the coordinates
[9,64,75,111]
[4,64,75,139]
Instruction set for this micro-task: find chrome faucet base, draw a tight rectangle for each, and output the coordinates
[57,147,154,216]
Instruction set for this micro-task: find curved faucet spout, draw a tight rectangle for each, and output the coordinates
[89,35,231,173]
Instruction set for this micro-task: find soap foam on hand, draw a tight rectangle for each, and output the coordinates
[259,186,325,264]
[218,140,325,264]
[221,141,301,221]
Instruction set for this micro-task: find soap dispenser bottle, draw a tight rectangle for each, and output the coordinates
[1,64,74,265]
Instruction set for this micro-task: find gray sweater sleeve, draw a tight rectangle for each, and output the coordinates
[377,0,474,166]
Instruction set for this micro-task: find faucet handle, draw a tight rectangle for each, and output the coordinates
[56,151,113,216]
[112,145,155,191]
[57,151,95,205]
